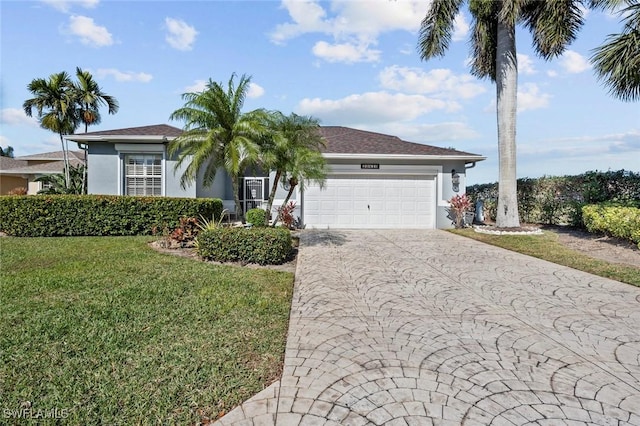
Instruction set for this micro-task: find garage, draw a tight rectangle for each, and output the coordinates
[303,174,436,229]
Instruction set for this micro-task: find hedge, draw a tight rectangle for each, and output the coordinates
[467,170,640,226]
[246,208,268,227]
[196,227,292,265]
[0,195,223,237]
[582,204,640,248]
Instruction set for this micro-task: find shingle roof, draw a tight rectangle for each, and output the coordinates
[0,158,85,175]
[318,126,480,157]
[0,156,27,170]
[73,124,183,137]
[16,150,86,161]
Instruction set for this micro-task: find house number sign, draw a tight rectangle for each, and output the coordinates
[360,163,380,169]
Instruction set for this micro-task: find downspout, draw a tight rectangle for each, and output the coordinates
[465,161,477,170]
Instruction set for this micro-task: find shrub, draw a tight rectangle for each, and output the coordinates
[582,204,640,248]
[277,201,297,229]
[196,227,292,265]
[448,194,473,228]
[246,208,268,227]
[0,195,222,237]
[7,187,27,196]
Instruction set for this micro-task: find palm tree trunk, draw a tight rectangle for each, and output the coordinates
[59,132,71,189]
[231,175,244,222]
[495,21,520,228]
[271,181,296,227]
[264,170,282,225]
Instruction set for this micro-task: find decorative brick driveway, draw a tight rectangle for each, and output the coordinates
[217,230,640,425]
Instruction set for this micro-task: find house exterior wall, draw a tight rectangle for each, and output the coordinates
[0,176,27,194]
[87,142,120,195]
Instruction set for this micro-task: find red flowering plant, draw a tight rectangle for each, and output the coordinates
[448,194,473,228]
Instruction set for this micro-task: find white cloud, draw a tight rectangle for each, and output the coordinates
[559,50,590,74]
[65,15,113,47]
[184,80,208,93]
[297,91,458,125]
[379,66,486,100]
[247,83,265,99]
[517,83,551,112]
[547,70,558,78]
[483,83,551,113]
[452,12,469,42]
[312,40,381,63]
[165,17,198,51]
[271,0,430,63]
[517,54,536,75]
[42,0,99,13]
[0,108,39,127]
[95,68,153,83]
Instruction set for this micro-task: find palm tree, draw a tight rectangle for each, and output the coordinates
[23,71,80,188]
[418,0,589,228]
[272,142,326,227]
[74,67,119,132]
[168,73,267,220]
[35,164,86,194]
[0,146,15,158]
[591,1,640,101]
[260,111,326,225]
[73,67,119,193]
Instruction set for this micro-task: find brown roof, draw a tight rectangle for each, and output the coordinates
[0,156,27,170]
[318,126,480,157]
[16,150,85,161]
[73,124,183,137]
[1,158,85,175]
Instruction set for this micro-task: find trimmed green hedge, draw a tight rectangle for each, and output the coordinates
[246,208,268,227]
[0,195,222,237]
[196,227,292,265]
[582,204,640,248]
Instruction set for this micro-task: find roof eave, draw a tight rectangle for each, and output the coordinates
[322,153,486,161]
[65,135,176,143]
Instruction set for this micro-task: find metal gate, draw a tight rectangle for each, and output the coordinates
[243,178,266,212]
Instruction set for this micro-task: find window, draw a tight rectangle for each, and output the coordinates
[124,154,162,196]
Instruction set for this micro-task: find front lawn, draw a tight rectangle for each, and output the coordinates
[0,236,293,424]
[450,229,640,287]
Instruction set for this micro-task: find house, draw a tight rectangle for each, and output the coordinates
[66,124,485,229]
[0,150,85,195]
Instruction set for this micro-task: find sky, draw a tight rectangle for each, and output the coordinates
[1,0,638,185]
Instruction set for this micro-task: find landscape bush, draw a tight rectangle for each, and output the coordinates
[467,170,640,226]
[246,208,268,227]
[196,227,292,265]
[0,195,222,237]
[582,204,640,248]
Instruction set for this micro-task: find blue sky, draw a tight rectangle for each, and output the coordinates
[1,0,638,184]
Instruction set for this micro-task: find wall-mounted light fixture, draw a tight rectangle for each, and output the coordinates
[451,169,460,192]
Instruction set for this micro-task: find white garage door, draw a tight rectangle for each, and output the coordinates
[303,174,436,229]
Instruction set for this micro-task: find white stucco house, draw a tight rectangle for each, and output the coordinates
[66,124,485,229]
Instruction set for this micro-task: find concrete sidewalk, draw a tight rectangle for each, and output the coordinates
[216,229,640,425]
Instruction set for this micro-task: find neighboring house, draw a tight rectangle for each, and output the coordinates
[66,124,485,229]
[0,150,86,195]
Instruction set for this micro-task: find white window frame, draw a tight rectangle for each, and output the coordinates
[115,144,166,196]
[122,153,164,197]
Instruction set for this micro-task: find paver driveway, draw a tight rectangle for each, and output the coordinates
[217,229,640,425]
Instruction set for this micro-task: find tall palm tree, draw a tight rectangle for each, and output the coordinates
[418,0,588,228]
[168,73,267,219]
[260,111,326,225]
[23,71,80,188]
[591,1,640,101]
[73,67,119,193]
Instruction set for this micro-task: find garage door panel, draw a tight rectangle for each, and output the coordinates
[304,174,436,229]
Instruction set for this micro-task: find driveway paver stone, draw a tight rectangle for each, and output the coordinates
[216,230,640,425]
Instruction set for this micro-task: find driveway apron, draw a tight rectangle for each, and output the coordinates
[216,229,640,425]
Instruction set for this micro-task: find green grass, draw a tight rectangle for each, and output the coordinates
[0,236,294,424]
[450,229,640,287]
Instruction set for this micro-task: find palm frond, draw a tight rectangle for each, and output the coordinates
[418,0,465,60]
